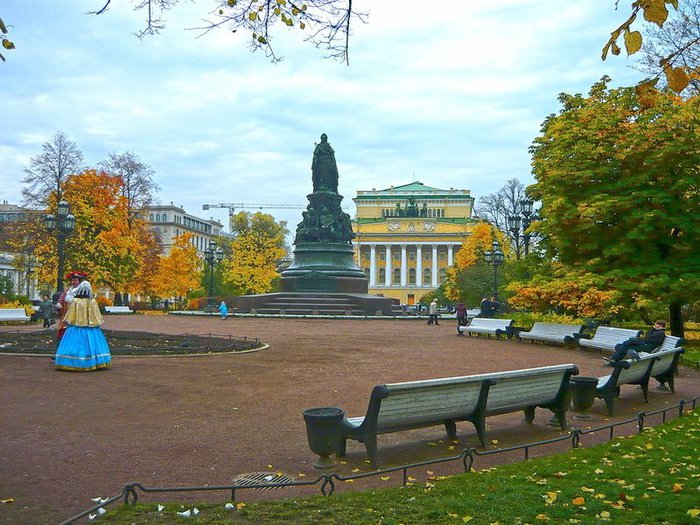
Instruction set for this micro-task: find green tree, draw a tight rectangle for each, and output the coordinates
[528,77,700,335]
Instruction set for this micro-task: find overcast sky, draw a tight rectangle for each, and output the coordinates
[2,1,643,232]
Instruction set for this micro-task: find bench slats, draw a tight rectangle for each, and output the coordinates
[518,323,583,345]
[595,339,684,415]
[459,318,513,338]
[578,327,642,352]
[0,308,31,323]
[338,363,578,466]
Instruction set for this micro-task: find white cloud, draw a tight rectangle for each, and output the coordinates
[2,0,644,224]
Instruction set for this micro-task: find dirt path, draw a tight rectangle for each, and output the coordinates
[1,315,698,524]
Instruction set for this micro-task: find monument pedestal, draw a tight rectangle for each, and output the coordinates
[280,242,367,293]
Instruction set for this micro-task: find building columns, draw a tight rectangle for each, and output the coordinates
[400,244,407,287]
[416,245,422,287]
[431,244,439,287]
[385,245,392,286]
[448,244,454,266]
[369,244,377,287]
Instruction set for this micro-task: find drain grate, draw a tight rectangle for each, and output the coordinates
[231,472,296,490]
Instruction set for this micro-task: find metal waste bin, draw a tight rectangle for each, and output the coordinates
[303,407,345,469]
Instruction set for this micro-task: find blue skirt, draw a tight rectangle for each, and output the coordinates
[55,326,112,371]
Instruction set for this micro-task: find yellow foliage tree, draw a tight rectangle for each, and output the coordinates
[223,231,285,295]
[444,222,509,301]
[27,169,155,296]
[506,266,622,319]
[150,233,201,301]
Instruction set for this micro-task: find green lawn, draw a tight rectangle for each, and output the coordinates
[102,410,700,524]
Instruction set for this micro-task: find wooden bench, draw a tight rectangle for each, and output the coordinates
[596,353,659,416]
[104,306,134,314]
[577,326,643,353]
[638,336,685,393]
[338,364,579,466]
[458,318,514,338]
[0,308,31,324]
[518,322,584,345]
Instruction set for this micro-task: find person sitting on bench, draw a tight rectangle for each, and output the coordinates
[604,320,666,365]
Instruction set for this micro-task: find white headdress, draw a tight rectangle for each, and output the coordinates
[75,280,94,299]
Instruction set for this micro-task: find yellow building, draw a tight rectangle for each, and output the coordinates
[352,182,477,305]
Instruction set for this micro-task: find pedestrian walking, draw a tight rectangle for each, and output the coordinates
[39,294,53,328]
[219,301,228,320]
[427,299,439,325]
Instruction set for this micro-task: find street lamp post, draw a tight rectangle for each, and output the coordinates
[44,200,76,294]
[507,215,522,260]
[484,240,505,300]
[521,199,534,257]
[507,199,535,259]
[204,240,224,310]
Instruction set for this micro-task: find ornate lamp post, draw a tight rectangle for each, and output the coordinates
[520,199,534,256]
[44,200,76,294]
[484,240,505,300]
[507,199,535,259]
[507,215,522,260]
[204,240,224,309]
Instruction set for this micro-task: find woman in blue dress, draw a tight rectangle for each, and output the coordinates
[55,281,111,372]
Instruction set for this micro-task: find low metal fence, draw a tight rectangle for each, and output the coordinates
[62,395,698,524]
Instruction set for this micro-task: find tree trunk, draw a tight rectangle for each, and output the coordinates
[114,292,123,306]
[668,301,684,338]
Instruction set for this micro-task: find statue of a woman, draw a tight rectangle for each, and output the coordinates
[311,133,339,193]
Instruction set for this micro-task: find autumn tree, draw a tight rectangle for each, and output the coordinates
[604,0,699,94]
[474,178,538,259]
[27,169,158,302]
[528,77,700,335]
[223,211,288,295]
[443,222,510,305]
[21,131,83,209]
[0,16,13,62]
[150,232,201,304]
[99,151,160,223]
[87,0,367,64]
[635,0,700,95]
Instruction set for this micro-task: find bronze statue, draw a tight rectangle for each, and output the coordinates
[311,133,339,193]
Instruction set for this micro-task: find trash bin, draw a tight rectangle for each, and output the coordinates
[302,407,345,469]
[570,376,599,420]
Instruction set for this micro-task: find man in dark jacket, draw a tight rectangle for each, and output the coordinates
[604,320,666,365]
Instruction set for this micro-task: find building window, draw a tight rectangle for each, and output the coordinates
[379,252,385,261]
[439,268,447,283]
[393,268,400,285]
[408,268,416,285]
[409,251,415,261]
[364,267,370,279]
[424,268,431,283]
[379,268,386,282]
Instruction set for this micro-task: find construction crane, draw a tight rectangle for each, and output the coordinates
[202,202,307,230]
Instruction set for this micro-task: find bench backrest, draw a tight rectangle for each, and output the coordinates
[482,364,578,412]
[652,335,683,353]
[374,376,489,429]
[589,326,642,343]
[0,308,30,320]
[649,347,683,376]
[612,353,658,384]
[468,318,513,329]
[105,306,132,313]
[527,322,583,336]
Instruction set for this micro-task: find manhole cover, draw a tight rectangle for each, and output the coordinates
[231,472,295,490]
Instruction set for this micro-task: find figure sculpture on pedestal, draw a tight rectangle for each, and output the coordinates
[311,133,339,193]
[295,134,354,245]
